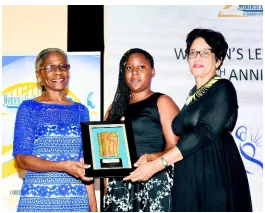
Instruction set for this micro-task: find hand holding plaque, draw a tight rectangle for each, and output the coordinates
[81,120,137,178]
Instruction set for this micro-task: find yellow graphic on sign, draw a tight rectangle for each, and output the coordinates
[218,5,246,18]
[2,82,81,115]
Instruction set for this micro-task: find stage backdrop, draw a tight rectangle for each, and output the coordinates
[105,5,263,211]
[2,52,101,211]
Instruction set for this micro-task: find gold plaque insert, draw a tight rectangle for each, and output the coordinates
[98,132,119,156]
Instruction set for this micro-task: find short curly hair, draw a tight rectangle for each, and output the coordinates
[35,48,68,93]
[185,28,228,69]
[35,48,68,72]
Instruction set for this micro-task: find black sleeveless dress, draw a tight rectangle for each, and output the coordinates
[104,93,173,212]
[171,76,252,211]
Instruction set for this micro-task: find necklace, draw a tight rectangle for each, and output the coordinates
[185,75,222,105]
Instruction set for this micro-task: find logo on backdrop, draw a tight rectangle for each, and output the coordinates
[87,92,96,109]
[218,5,263,17]
[235,125,263,174]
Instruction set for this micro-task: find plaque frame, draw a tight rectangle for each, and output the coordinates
[81,120,137,178]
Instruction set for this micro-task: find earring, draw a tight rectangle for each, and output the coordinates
[37,76,41,83]
[37,77,44,87]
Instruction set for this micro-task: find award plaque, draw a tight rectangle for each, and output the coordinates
[81,120,137,178]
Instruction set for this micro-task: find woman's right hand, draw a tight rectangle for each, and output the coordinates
[60,161,93,182]
[124,159,164,182]
[134,154,152,167]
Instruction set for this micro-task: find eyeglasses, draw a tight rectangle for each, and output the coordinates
[187,48,214,59]
[40,63,71,72]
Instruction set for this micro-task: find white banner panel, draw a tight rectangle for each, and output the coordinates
[2,53,101,211]
[105,5,263,211]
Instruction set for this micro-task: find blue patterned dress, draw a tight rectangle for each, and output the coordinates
[13,100,90,212]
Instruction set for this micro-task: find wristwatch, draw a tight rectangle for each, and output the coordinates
[160,156,169,168]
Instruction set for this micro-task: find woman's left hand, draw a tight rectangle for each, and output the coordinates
[123,160,162,182]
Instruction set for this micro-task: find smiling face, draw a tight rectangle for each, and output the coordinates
[125,53,155,93]
[188,37,221,79]
[36,51,70,92]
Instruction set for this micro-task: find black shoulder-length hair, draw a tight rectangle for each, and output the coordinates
[185,28,228,69]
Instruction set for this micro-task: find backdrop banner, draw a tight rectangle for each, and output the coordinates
[105,5,263,211]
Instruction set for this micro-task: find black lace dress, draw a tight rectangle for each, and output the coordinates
[171,76,252,211]
[104,93,173,212]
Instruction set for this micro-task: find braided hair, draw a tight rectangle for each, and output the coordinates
[107,48,154,121]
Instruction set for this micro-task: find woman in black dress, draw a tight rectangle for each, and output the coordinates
[124,29,252,211]
[103,48,180,211]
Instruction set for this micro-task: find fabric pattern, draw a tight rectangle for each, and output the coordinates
[104,93,173,212]
[13,100,90,212]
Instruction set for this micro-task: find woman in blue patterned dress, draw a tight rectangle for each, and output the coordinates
[103,48,180,211]
[13,48,97,212]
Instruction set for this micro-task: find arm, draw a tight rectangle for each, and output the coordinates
[175,80,238,158]
[86,183,98,212]
[124,146,182,182]
[104,105,112,121]
[147,95,180,161]
[15,154,92,181]
[15,154,74,172]
[134,95,180,165]
[79,157,97,211]
[125,81,238,181]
